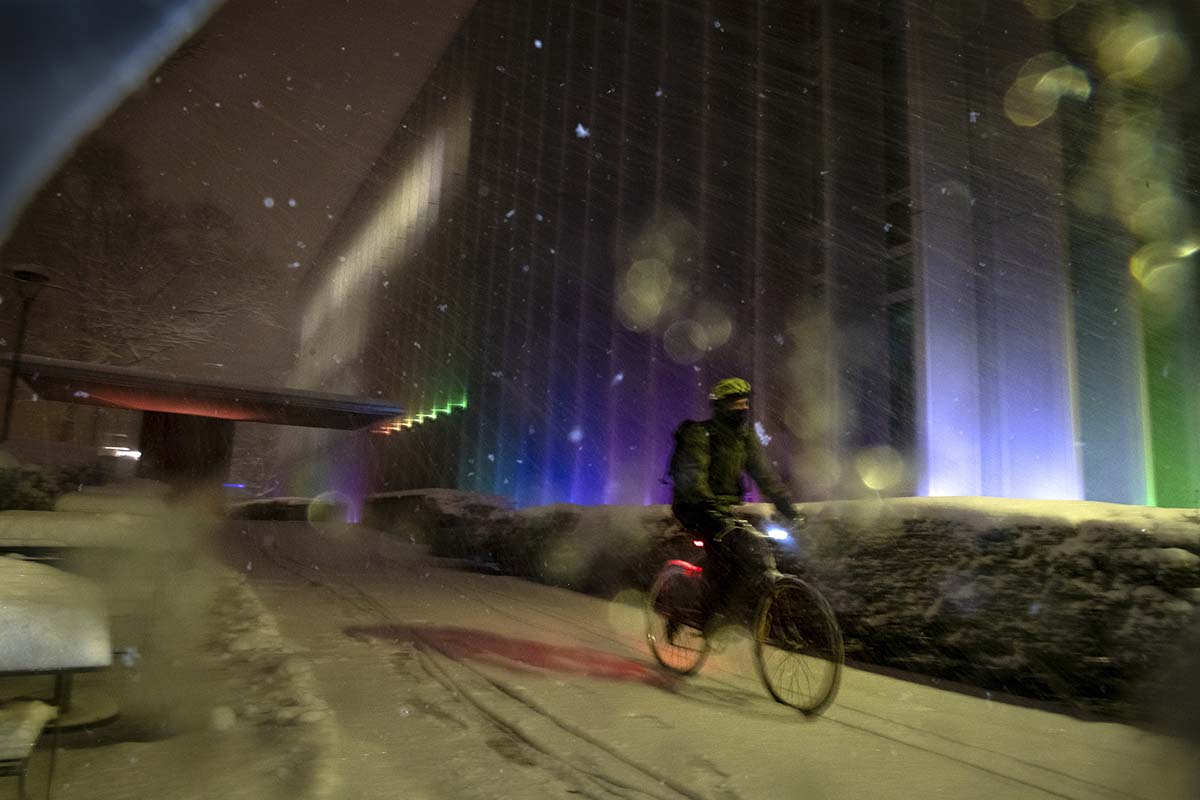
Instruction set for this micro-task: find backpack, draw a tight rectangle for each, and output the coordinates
[662,419,712,486]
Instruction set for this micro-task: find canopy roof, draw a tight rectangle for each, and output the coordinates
[2,354,403,430]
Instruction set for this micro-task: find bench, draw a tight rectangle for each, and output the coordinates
[0,700,56,800]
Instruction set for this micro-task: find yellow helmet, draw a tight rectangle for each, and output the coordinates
[709,377,751,403]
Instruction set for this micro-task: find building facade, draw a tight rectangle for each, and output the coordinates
[284,0,1199,509]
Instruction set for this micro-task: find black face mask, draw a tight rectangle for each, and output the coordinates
[716,408,750,429]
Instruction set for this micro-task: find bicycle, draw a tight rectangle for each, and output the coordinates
[645,520,844,716]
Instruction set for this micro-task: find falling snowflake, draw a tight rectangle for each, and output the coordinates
[575,123,590,138]
[754,421,772,446]
[505,208,516,219]
[288,261,300,269]
[437,303,449,312]
[655,88,663,98]
[883,223,893,232]
[288,198,297,207]
[412,341,422,349]
[487,453,496,462]
[969,110,980,124]
[252,100,264,109]
[73,390,90,399]
[263,197,275,208]
[534,39,543,49]
[296,240,306,249]
[713,19,723,30]
[611,372,624,385]
[568,427,584,443]
[521,264,530,273]
[535,213,544,222]
[773,333,784,346]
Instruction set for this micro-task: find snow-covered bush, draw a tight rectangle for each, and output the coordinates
[364,489,512,555]
[0,467,61,511]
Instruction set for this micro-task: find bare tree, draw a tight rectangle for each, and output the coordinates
[1,138,279,367]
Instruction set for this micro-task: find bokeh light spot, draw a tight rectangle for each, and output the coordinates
[663,320,709,365]
[855,446,907,492]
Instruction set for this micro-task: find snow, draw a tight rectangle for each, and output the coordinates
[404,496,1200,718]
[221,522,1198,799]
[0,556,111,671]
[0,700,56,760]
[0,510,172,550]
[54,491,169,515]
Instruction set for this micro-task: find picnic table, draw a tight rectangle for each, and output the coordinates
[0,556,115,728]
[0,556,116,798]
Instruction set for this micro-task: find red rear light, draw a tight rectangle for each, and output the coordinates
[666,559,703,575]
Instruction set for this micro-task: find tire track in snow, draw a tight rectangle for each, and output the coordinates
[412,636,711,800]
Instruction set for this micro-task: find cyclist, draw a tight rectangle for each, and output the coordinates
[668,377,801,633]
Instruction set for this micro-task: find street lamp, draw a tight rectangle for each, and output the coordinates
[1,264,51,443]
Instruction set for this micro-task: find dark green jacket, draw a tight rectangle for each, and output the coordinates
[670,419,795,517]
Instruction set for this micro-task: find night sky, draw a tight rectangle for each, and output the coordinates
[39,0,477,385]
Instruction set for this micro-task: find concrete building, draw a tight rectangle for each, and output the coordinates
[286,0,1199,508]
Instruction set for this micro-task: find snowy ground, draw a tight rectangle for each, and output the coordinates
[4,529,338,800]
[12,503,1193,798]
[203,519,1198,799]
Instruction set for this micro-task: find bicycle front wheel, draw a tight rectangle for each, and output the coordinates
[753,576,843,715]
[646,562,710,675]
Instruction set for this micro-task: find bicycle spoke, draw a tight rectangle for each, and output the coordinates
[754,578,843,715]
[646,564,710,676]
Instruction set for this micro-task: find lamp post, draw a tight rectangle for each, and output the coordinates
[1,264,50,444]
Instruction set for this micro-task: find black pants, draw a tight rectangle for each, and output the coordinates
[672,504,775,623]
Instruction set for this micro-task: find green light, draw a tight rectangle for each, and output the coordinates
[383,395,468,433]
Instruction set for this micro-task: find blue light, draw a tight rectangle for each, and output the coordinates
[766,526,789,541]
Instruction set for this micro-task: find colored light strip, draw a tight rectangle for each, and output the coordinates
[371,395,469,435]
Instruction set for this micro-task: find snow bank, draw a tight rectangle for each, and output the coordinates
[0,510,172,551]
[209,571,335,730]
[417,496,1200,718]
[55,491,170,515]
[786,498,1199,710]
[363,489,512,549]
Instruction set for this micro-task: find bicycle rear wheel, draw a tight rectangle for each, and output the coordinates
[646,562,710,675]
[753,576,843,715]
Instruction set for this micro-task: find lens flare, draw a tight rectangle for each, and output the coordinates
[855,446,907,492]
[1004,53,1091,127]
[1097,13,1190,87]
[663,320,709,364]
